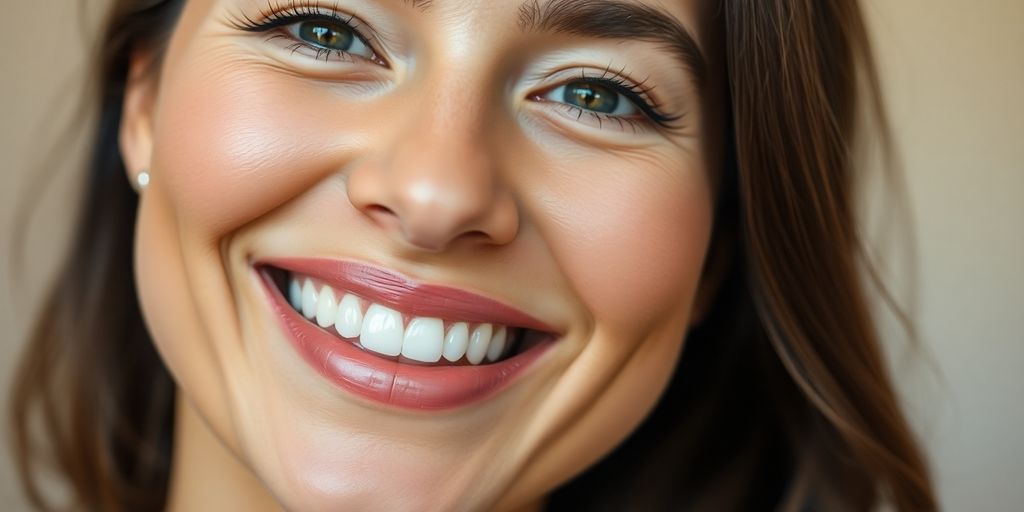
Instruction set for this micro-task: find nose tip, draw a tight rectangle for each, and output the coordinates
[346,152,519,253]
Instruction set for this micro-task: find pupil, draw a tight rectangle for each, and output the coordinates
[299,22,353,50]
[564,82,618,113]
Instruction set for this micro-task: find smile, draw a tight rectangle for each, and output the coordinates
[257,258,557,410]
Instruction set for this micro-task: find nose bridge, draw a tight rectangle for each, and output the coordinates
[348,74,519,252]
[393,81,491,189]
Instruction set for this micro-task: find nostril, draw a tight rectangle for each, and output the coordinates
[366,204,396,217]
[364,204,399,225]
[348,161,518,251]
[362,204,405,233]
[462,230,491,243]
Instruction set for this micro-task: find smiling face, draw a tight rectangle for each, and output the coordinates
[119,0,720,509]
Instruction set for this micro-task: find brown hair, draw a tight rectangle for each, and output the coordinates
[9,0,937,510]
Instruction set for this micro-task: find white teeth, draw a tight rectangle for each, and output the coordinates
[442,322,469,362]
[289,279,302,310]
[301,279,318,319]
[360,304,404,357]
[466,324,493,365]
[486,326,507,362]
[315,286,337,328]
[401,317,444,363]
[285,275,516,364]
[334,293,362,338]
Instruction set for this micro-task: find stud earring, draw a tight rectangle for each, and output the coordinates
[134,169,150,192]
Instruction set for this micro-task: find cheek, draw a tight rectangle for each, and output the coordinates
[151,54,367,238]
[501,153,712,507]
[539,154,712,333]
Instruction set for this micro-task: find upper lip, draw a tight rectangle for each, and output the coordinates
[257,257,558,334]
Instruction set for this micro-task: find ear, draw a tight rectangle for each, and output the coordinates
[119,52,159,184]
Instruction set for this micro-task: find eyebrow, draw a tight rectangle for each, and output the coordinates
[516,0,707,89]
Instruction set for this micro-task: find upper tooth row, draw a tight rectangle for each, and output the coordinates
[288,277,509,365]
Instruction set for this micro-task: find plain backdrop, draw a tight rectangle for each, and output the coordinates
[2,1,1022,510]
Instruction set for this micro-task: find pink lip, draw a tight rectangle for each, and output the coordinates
[256,259,556,410]
[264,258,556,331]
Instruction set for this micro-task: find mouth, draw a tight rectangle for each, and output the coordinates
[256,258,557,410]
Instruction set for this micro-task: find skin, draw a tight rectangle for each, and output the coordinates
[119,0,721,510]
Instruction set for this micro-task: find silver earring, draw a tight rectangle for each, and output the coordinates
[135,169,150,192]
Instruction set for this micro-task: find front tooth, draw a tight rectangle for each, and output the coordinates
[442,322,469,362]
[301,279,318,319]
[401,317,444,363]
[288,278,302,310]
[334,293,362,338]
[485,326,508,362]
[466,324,493,365]
[360,304,404,356]
[315,286,337,328]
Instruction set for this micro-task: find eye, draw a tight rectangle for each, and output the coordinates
[228,4,385,66]
[545,80,639,117]
[287,19,375,60]
[532,73,685,131]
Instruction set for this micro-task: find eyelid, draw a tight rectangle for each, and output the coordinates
[530,71,682,131]
[227,2,388,66]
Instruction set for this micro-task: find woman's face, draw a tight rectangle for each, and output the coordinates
[122,0,718,509]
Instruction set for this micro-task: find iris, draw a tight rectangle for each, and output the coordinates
[298,21,354,51]
[562,81,619,113]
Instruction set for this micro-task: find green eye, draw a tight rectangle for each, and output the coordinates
[562,81,620,113]
[298,21,354,51]
[535,75,680,129]
[544,80,639,118]
[286,19,377,60]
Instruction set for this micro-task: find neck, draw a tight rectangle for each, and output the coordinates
[165,392,281,512]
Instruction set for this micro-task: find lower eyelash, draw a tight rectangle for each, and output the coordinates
[230,5,681,130]
[266,33,361,63]
[551,102,648,134]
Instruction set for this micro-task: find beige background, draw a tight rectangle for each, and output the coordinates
[2,1,1021,510]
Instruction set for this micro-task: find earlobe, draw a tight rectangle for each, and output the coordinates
[119,52,158,186]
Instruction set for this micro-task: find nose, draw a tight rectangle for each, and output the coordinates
[346,107,519,253]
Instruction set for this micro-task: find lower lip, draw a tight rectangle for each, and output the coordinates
[259,271,553,411]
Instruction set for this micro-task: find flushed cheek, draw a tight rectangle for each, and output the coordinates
[494,156,710,506]
[152,52,372,238]
[542,155,712,334]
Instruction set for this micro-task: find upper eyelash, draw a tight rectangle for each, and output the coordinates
[532,70,682,132]
[570,76,680,130]
[226,0,382,60]
[229,4,680,130]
